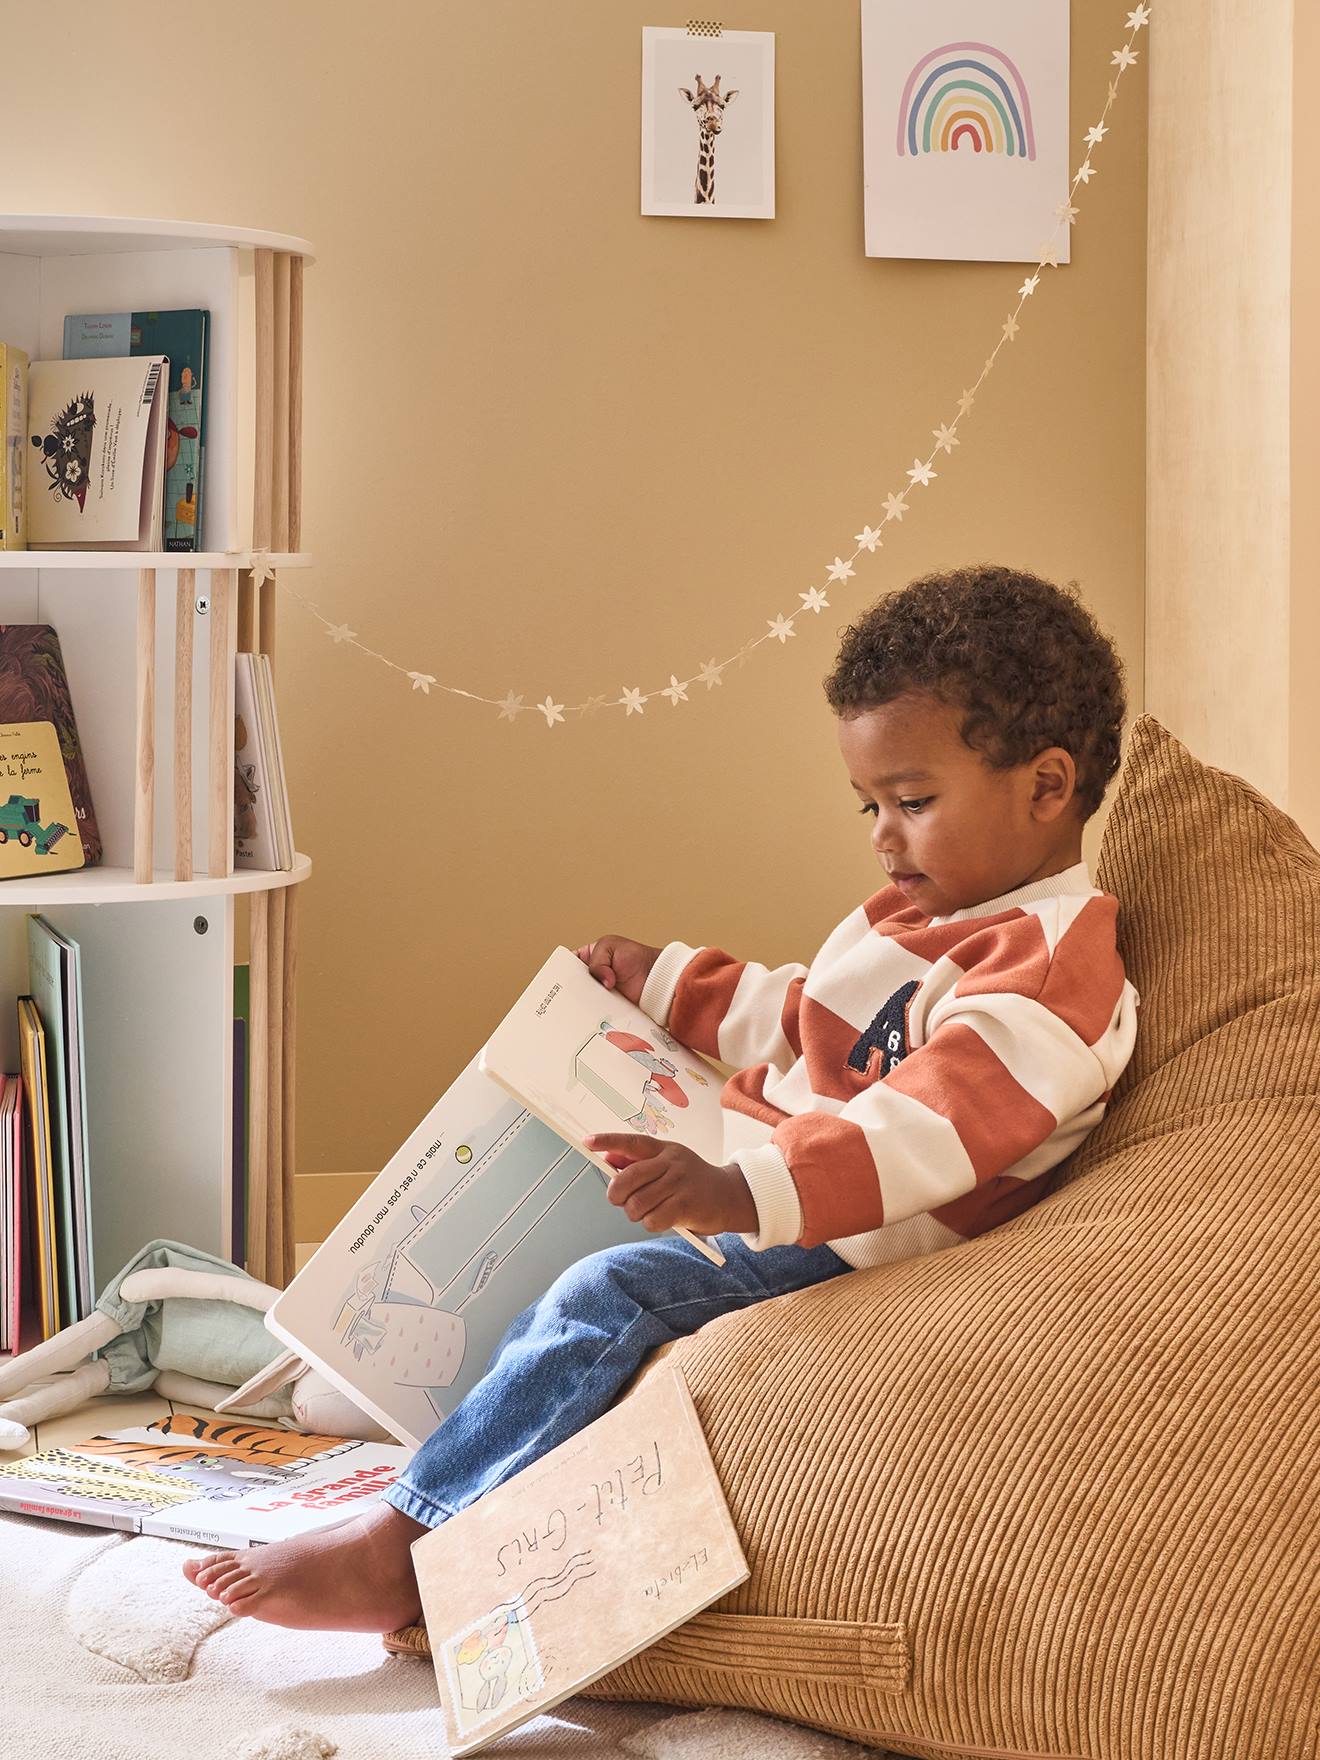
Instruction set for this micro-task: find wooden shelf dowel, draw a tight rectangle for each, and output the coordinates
[207,568,235,878]
[247,891,270,1278]
[173,569,195,882]
[259,569,278,664]
[237,568,255,652]
[289,255,304,554]
[254,248,275,553]
[281,882,300,1288]
[265,892,287,1286]
[135,568,156,884]
[273,253,291,554]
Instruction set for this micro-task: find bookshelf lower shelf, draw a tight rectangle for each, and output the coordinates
[0,853,310,906]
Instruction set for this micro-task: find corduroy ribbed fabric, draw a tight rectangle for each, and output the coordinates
[388,718,1319,1760]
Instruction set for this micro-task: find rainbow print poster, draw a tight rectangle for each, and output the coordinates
[861,0,1069,264]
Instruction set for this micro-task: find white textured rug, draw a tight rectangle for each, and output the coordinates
[1,1512,902,1760]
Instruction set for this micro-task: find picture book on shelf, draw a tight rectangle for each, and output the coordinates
[233,653,293,871]
[413,1361,749,1756]
[0,1414,412,1548]
[0,1075,24,1353]
[17,996,57,1338]
[0,625,102,867]
[27,354,169,549]
[0,343,28,551]
[63,309,209,551]
[262,952,729,1449]
[27,917,92,1321]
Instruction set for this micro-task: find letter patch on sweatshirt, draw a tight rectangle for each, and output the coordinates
[848,980,921,1077]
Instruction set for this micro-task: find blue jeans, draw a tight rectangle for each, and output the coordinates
[383,1231,851,1528]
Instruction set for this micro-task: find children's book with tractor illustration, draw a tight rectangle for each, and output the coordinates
[0,720,85,880]
[264,949,730,1448]
[0,1413,411,1548]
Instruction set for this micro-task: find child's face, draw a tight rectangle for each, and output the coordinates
[837,691,1078,917]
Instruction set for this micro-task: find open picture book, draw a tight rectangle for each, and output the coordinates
[0,1414,410,1549]
[262,947,731,1448]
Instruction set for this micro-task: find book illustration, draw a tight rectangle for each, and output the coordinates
[31,390,95,511]
[322,1105,606,1432]
[573,1022,693,1137]
[63,309,209,551]
[0,627,103,866]
[443,1597,544,1732]
[0,794,68,854]
[26,356,168,548]
[0,1415,411,1545]
[0,722,85,880]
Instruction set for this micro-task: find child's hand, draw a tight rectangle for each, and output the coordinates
[585,1133,758,1236]
[575,936,662,1006]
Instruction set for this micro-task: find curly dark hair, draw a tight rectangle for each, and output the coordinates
[822,565,1126,819]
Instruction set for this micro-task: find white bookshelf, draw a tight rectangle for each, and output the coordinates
[0,215,312,1297]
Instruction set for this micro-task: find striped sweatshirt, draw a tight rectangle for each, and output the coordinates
[638,861,1139,1270]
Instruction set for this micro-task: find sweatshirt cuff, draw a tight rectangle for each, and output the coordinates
[732,1142,804,1251]
[639,941,704,1028]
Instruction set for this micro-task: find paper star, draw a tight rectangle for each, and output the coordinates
[1001,314,1020,342]
[799,587,830,614]
[407,672,437,694]
[957,389,976,417]
[619,687,647,716]
[1055,201,1080,226]
[826,557,856,582]
[882,491,909,522]
[247,550,276,589]
[1108,80,1120,103]
[661,675,689,706]
[1038,242,1062,267]
[932,424,960,454]
[854,525,884,551]
[326,622,356,645]
[1075,161,1097,184]
[907,458,938,486]
[496,692,525,721]
[697,659,725,689]
[1084,121,1109,147]
[579,694,610,718]
[1111,44,1139,69]
[537,696,565,727]
[1018,274,1040,298]
[766,615,797,644]
[1126,4,1151,27]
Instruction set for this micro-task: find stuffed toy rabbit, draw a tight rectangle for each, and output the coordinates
[0,1239,389,1451]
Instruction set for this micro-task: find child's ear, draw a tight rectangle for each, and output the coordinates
[1028,747,1077,821]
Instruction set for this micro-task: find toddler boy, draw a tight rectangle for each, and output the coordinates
[184,564,1139,1631]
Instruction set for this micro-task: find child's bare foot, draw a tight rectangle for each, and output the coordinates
[181,1502,428,1631]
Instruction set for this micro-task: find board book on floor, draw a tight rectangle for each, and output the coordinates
[262,947,730,1449]
[0,1414,411,1548]
[413,1360,749,1756]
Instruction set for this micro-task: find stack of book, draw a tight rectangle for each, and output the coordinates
[0,307,209,553]
[234,652,295,871]
[12,917,92,1341]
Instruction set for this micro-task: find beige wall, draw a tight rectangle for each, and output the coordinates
[5,1,1146,1181]
[1148,0,1318,839]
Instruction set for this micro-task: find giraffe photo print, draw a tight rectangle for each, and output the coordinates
[641,27,775,219]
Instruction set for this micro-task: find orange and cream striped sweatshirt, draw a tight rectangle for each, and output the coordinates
[638,861,1139,1269]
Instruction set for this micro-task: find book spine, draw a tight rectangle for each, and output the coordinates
[0,1489,141,1534]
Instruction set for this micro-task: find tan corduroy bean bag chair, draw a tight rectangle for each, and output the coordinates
[390,716,1320,1760]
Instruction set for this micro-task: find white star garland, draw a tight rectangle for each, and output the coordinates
[278,3,1150,729]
